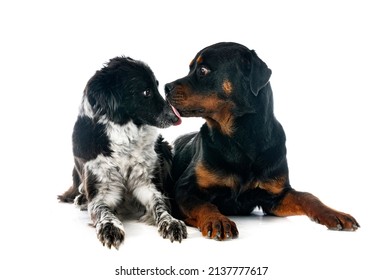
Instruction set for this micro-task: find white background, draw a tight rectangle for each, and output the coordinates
[1,1,382,279]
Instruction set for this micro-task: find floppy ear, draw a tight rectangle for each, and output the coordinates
[85,73,119,120]
[248,50,272,96]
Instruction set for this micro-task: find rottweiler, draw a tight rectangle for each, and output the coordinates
[165,42,359,240]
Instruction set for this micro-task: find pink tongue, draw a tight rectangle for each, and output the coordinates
[171,105,182,125]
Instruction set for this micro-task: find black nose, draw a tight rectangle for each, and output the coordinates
[164,83,174,97]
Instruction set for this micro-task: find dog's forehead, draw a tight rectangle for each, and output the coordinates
[108,58,153,75]
[127,62,157,83]
[190,46,247,67]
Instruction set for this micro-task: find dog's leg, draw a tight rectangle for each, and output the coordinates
[133,185,187,242]
[270,189,360,230]
[73,183,88,210]
[58,166,82,203]
[85,167,125,249]
[182,202,239,241]
[88,201,125,249]
[174,169,239,240]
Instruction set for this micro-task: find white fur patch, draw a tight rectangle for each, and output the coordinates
[79,96,94,118]
[85,120,159,210]
[78,95,187,245]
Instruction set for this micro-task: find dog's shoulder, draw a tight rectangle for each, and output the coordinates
[72,116,112,161]
[171,131,202,177]
[174,131,200,155]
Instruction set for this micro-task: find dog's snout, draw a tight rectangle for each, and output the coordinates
[164,83,174,97]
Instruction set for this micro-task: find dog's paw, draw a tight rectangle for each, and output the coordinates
[158,218,188,243]
[74,194,88,210]
[96,220,125,249]
[311,210,360,231]
[197,214,239,241]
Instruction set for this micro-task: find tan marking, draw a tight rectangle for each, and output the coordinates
[171,85,235,136]
[196,55,203,64]
[183,203,219,227]
[253,176,287,195]
[183,203,238,240]
[272,191,306,216]
[195,162,237,189]
[189,59,195,68]
[272,190,360,230]
[205,104,235,136]
[272,190,325,217]
[222,79,233,95]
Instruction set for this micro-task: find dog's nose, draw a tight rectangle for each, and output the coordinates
[164,83,174,97]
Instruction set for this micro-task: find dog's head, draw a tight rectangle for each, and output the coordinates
[165,42,271,134]
[85,56,181,128]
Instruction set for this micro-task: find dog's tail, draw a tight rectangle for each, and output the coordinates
[58,165,82,203]
[153,135,173,193]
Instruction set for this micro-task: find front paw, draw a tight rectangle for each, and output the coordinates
[311,210,360,231]
[96,220,125,249]
[197,214,239,241]
[158,218,188,243]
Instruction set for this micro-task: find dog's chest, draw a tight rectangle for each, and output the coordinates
[106,122,158,177]
[196,160,286,196]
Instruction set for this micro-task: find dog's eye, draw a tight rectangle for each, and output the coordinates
[142,89,152,98]
[197,66,210,77]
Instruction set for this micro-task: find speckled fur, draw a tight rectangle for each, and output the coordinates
[58,56,187,249]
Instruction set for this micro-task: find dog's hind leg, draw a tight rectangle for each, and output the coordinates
[133,185,188,242]
[58,166,82,203]
[73,183,88,210]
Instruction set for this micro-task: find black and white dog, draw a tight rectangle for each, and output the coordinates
[58,57,187,249]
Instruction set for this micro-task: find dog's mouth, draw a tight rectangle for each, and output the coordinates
[168,99,206,118]
[167,96,206,119]
[170,104,182,126]
[177,108,206,117]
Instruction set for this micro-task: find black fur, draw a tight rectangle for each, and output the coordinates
[165,42,359,240]
[58,56,186,248]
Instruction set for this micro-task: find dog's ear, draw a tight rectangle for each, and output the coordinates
[85,73,119,120]
[245,50,272,96]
